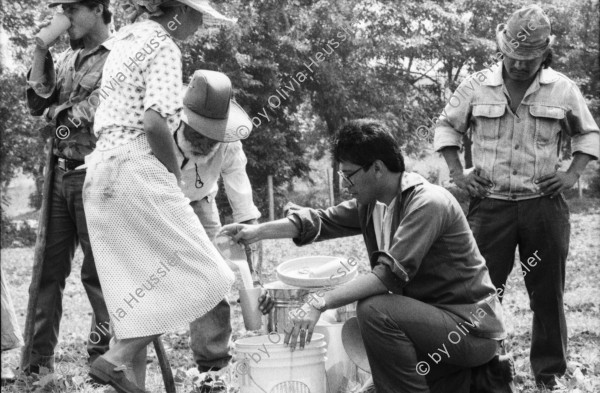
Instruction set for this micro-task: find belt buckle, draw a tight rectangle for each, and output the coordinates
[57,158,67,171]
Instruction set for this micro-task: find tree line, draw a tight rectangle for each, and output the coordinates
[1,0,598,227]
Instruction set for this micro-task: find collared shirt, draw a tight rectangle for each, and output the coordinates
[94,20,182,150]
[434,63,600,201]
[373,197,396,251]
[175,134,261,223]
[286,172,506,340]
[26,39,111,161]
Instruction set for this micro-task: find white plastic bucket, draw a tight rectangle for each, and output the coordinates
[235,334,328,393]
[315,320,357,393]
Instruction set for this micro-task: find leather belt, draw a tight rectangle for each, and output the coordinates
[57,157,84,171]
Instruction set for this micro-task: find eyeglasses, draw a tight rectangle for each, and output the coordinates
[338,164,371,186]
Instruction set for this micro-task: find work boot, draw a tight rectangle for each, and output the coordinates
[470,341,515,393]
[197,372,227,393]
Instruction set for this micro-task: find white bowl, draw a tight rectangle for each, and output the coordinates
[276,255,358,288]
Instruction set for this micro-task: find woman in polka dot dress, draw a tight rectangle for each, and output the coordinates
[83,1,237,392]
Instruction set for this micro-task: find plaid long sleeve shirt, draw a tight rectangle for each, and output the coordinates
[26,40,111,161]
[433,64,599,201]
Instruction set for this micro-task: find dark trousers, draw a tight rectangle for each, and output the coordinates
[356,295,498,393]
[188,199,232,371]
[189,299,232,371]
[27,166,111,369]
[467,196,569,385]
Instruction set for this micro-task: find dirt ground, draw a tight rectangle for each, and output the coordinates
[1,205,599,393]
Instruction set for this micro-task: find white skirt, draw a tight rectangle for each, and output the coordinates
[83,135,234,339]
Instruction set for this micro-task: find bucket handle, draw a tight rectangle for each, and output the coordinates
[241,364,268,393]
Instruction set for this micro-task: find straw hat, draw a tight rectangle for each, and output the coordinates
[181,70,252,142]
[495,4,555,60]
[122,0,236,25]
[176,0,236,25]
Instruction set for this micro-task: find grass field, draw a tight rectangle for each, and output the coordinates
[1,204,599,393]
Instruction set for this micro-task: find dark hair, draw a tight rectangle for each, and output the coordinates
[541,47,553,68]
[331,119,405,173]
[494,46,554,68]
[80,0,112,24]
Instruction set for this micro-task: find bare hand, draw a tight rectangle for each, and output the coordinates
[258,289,274,314]
[535,171,579,198]
[452,166,493,198]
[284,303,321,351]
[47,104,57,120]
[36,16,54,33]
[219,224,261,245]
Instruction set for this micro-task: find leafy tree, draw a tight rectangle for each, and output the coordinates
[180,0,314,217]
[1,0,48,232]
[1,0,598,231]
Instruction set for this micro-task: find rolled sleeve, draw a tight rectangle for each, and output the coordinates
[284,200,362,246]
[222,142,262,223]
[433,122,464,151]
[285,203,323,246]
[566,84,600,160]
[370,255,407,294]
[572,132,600,160]
[433,77,476,152]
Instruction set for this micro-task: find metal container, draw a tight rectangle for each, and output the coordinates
[264,279,361,333]
[264,281,310,334]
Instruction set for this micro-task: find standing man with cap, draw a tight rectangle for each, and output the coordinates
[434,5,599,389]
[25,0,113,374]
[174,70,261,386]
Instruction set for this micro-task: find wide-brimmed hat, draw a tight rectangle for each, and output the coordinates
[49,0,109,7]
[178,0,236,25]
[121,0,236,25]
[496,4,555,61]
[181,70,252,142]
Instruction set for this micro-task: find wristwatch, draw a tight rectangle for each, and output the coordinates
[309,295,327,312]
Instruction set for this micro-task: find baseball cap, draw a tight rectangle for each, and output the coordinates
[48,0,109,8]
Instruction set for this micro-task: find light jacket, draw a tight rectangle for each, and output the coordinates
[434,64,599,200]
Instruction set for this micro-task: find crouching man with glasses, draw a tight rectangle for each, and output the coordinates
[221,119,513,393]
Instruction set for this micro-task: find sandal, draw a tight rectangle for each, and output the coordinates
[89,357,145,393]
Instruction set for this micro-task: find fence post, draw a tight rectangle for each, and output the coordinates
[327,169,335,205]
[268,175,274,221]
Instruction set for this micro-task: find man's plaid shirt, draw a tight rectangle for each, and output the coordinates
[27,39,111,161]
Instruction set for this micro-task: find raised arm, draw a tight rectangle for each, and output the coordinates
[221,218,300,244]
[27,47,58,117]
